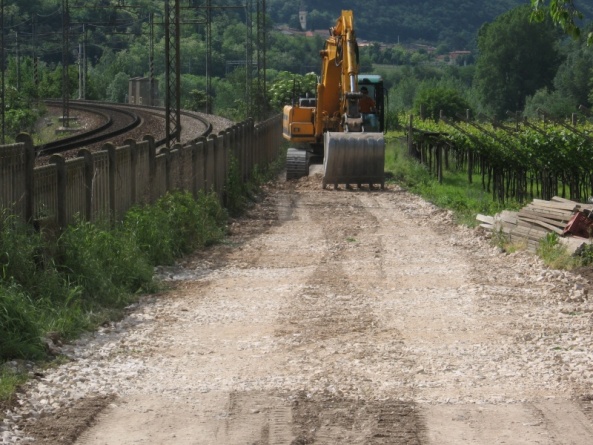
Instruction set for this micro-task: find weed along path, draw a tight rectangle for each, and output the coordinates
[7,173,593,444]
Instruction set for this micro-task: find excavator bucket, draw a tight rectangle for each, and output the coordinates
[322,132,385,189]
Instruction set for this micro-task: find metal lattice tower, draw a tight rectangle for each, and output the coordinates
[149,13,155,106]
[62,0,70,128]
[165,0,181,143]
[1,0,5,143]
[205,0,212,114]
[245,0,253,118]
[256,0,266,120]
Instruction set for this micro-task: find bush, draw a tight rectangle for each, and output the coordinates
[0,286,44,360]
[58,219,154,307]
[124,191,227,266]
[413,86,471,121]
[0,190,228,365]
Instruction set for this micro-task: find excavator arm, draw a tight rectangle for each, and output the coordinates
[283,10,385,189]
[316,10,364,136]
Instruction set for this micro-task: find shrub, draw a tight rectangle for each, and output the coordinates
[0,286,44,360]
[124,191,227,266]
[57,219,154,307]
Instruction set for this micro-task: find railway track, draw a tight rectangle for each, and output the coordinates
[37,100,213,157]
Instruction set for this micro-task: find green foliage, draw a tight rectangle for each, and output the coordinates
[268,0,569,48]
[530,0,592,44]
[384,138,513,226]
[536,232,580,269]
[411,116,593,205]
[107,72,130,103]
[224,155,248,217]
[0,286,44,361]
[0,365,28,402]
[57,218,153,306]
[474,5,562,118]
[414,86,472,121]
[0,189,230,363]
[553,41,593,107]
[185,89,208,112]
[523,87,576,119]
[268,71,317,110]
[575,243,593,266]
[124,191,227,266]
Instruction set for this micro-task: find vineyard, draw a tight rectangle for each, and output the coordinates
[407,113,593,204]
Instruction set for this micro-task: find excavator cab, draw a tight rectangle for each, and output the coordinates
[358,75,385,133]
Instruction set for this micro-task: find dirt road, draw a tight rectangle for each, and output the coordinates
[11,172,593,444]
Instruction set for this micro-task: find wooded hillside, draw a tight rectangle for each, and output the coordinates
[269,0,593,48]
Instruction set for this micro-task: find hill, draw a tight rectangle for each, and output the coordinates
[268,0,593,48]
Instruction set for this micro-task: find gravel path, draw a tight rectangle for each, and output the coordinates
[1,173,592,444]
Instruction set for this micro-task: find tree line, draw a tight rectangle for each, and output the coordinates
[0,1,591,142]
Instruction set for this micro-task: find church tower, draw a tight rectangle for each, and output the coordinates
[298,3,307,31]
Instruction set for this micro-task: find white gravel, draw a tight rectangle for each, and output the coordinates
[1,183,592,444]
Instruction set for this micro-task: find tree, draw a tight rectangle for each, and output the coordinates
[553,43,593,107]
[474,6,562,118]
[530,0,592,44]
[413,86,471,121]
[523,87,576,119]
[106,72,129,103]
[268,71,317,110]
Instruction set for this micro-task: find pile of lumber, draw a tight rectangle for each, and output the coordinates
[477,197,593,253]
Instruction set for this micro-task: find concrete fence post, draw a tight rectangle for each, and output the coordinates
[77,148,94,222]
[207,134,216,193]
[104,143,117,226]
[15,133,35,223]
[142,135,157,203]
[125,139,137,205]
[217,131,227,198]
[49,154,66,229]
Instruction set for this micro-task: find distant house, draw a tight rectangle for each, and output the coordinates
[128,77,159,106]
[434,50,472,65]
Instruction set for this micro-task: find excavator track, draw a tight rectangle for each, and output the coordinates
[286,148,311,180]
[322,132,385,189]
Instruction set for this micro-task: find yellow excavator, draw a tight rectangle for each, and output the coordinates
[282,10,385,189]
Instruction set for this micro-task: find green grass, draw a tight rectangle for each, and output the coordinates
[385,135,593,270]
[0,191,226,386]
[0,366,28,403]
[384,136,519,226]
[536,233,582,270]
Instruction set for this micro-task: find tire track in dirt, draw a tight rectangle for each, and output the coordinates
[275,190,426,444]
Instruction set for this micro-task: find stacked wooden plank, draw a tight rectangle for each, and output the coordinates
[477,197,593,253]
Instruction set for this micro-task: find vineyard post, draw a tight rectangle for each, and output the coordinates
[466,109,472,184]
[408,114,414,157]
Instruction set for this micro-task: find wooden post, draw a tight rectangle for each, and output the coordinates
[408,114,414,157]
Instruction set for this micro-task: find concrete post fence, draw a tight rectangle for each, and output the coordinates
[0,115,282,228]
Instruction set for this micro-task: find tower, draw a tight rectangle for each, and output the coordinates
[298,3,307,31]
